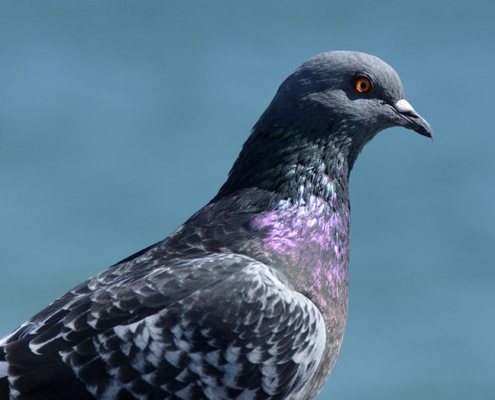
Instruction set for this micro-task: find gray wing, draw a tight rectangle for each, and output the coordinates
[2,252,326,400]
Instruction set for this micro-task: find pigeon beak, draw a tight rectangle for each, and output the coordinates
[393,99,433,139]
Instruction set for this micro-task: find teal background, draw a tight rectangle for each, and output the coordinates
[0,1,493,399]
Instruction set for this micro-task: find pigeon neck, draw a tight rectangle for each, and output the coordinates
[215,128,356,207]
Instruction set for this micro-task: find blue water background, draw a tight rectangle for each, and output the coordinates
[0,1,493,398]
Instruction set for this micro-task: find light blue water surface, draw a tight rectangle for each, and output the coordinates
[0,1,493,399]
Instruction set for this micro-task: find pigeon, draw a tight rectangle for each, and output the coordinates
[0,51,432,400]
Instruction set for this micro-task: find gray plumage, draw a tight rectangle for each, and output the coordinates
[0,51,432,400]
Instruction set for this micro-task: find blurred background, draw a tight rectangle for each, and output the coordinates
[0,1,493,399]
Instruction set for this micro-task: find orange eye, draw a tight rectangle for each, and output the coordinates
[354,77,372,93]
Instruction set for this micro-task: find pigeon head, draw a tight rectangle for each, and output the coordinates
[269,51,432,140]
[216,51,432,201]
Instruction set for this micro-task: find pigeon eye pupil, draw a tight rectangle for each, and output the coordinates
[354,77,372,93]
